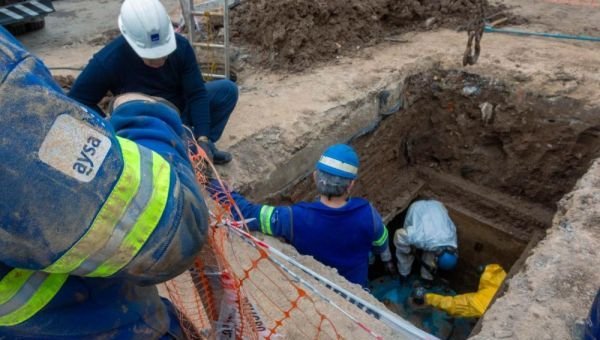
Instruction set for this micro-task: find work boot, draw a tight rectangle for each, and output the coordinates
[209,142,232,165]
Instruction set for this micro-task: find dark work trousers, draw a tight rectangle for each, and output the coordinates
[183,79,238,143]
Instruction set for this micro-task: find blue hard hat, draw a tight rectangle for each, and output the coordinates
[316,144,359,179]
[437,251,458,271]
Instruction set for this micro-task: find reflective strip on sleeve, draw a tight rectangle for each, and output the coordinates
[71,145,154,276]
[44,137,141,274]
[44,137,171,277]
[0,269,68,326]
[259,205,275,235]
[372,226,389,247]
[0,270,34,305]
[86,151,171,277]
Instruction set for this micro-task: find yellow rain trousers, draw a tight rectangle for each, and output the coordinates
[425,264,507,318]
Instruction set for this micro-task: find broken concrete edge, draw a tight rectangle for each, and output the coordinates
[471,158,600,339]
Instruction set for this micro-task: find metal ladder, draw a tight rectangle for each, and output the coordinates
[178,0,233,79]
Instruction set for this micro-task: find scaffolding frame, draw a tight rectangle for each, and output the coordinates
[179,0,232,79]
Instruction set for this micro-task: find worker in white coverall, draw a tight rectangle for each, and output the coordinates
[394,200,459,282]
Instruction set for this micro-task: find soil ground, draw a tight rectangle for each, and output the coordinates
[230,0,520,71]
[14,0,600,338]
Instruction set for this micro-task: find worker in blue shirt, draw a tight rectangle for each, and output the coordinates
[0,27,208,338]
[69,0,238,165]
[209,144,394,287]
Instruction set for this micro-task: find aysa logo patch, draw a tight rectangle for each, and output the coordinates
[39,114,111,183]
[150,33,160,42]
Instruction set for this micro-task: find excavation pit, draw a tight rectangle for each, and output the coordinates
[263,69,600,338]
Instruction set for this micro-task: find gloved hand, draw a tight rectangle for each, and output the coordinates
[411,286,426,305]
[383,260,397,276]
[196,136,213,161]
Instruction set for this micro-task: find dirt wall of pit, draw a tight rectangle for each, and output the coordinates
[471,159,600,340]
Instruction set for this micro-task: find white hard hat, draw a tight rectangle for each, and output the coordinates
[118,0,176,59]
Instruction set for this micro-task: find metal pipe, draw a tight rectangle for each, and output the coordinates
[182,0,195,46]
[223,0,230,79]
[484,25,600,42]
[202,73,227,79]
[192,42,225,48]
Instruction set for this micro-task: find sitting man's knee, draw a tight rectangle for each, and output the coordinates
[223,79,238,101]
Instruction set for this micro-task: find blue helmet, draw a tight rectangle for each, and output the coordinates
[437,251,458,271]
[316,144,359,179]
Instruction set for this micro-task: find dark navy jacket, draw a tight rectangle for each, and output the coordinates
[0,27,208,339]
[68,34,212,137]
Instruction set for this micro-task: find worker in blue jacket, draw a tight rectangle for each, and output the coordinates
[209,144,394,288]
[0,26,208,338]
[69,0,238,165]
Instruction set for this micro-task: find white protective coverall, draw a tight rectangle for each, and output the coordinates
[394,200,458,280]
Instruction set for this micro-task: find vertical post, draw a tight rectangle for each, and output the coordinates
[184,0,196,48]
[223,0,230,79]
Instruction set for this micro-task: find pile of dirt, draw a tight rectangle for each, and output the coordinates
[232,0,510,71]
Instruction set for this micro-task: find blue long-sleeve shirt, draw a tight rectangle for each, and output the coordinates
[68,34,212,137]
[209,180,390,287]
[0,27,208,338]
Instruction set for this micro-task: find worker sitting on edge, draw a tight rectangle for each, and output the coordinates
[69,0,238,165]
[394,200,459,283]
[0,27,209,338]
[208,144,395,288]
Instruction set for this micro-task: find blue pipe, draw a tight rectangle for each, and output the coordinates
[484,25,600,42]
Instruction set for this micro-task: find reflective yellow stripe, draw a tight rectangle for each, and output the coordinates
[44,137,141,274]
[87,151,171,277]
[259,205,275,235]
[372,226,388,247]
[0,270,33,305]
[0,270,68,326]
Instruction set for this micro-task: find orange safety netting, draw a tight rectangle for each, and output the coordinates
[158,137,383,340]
